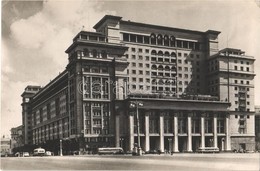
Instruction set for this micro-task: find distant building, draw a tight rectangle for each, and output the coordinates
[255,106,260,150]
[21,85,41,145]
[10,125,24,152]
[20,15,255,153]
[1,136,11,156]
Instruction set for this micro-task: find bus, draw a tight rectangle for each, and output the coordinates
[97,147,124,155]
[33,148,46,156]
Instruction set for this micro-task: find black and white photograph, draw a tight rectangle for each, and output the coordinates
[1,0,260,170]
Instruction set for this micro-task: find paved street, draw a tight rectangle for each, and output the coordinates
[1,153,259,170]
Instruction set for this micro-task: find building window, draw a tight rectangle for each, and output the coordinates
[217,119,225,133]
[178,117,187,134]
[130,35,136,42]
[164,117,173,133]
[149,112,159,133]
[151,34,156,45]
[205,118,213,133]
[157,34,163,45]
[192,118,200,133]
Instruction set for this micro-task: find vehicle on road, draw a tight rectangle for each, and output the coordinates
[22,152,30,157]
[196,147,219,153]
[97,147,124,155]
[45,151,53,156]
[33,148,45,156]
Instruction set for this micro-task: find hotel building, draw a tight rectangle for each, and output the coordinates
[21,15,255,153]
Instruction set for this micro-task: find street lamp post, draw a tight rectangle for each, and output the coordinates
[130,101,143,156]
[60,139,63,156]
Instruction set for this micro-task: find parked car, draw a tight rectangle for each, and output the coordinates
[45,151,53,156]
[22,152,30,157]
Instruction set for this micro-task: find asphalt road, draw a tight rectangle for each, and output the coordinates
[1,153,259,170]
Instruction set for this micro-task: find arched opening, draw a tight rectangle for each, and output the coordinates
[151,33,156,45]
[164,35,169,46]
[165,66,170,71]
[157,34,163,45]
[158,51,163,56]
[158,65,163,71]
[151,50,157,56]
[170,36,175,47]
[158,79,164,85]
[171,52,176,57]
[165,51,170,57]
[151,65,157,70]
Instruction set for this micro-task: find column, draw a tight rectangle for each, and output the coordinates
[173,114,179,152]
[145,111,150,152]
[159,113,164,152]
[213,114,218,148]
[129,114,134,152]
[225,114,231,151]
[187,114,192,152]
[200,114,205,148]
[115,114,120,147]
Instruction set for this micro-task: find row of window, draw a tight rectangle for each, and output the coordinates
[82,65,109,73]
[32,94,67,126]
[122,33,201,50]
[234,80,250,85]
[134,116,225,134]
[83,77,110,99]
[70,49,108,59]
[234,66,250,72]
[76,34,106,42]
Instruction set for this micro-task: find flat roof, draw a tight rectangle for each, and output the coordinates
[93,15,221,36]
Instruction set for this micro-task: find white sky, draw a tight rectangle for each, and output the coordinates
[1,0,260,136]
